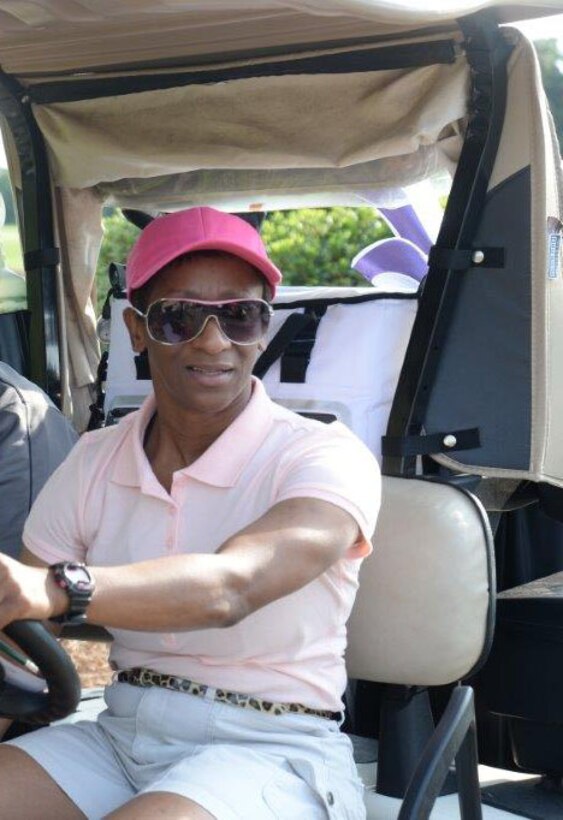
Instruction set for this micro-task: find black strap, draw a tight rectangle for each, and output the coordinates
[23,247,60,272]
[279,306,327,383]
[108,262,127,297]
[253,312,312,379]
[381,427,481,457]
[428,246,505,270]
[86,351,108,431]
[134,350,151,380]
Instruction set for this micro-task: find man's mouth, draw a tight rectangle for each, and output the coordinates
[186,365,233,375]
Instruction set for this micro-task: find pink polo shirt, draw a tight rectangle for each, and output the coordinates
[24,379,380,710]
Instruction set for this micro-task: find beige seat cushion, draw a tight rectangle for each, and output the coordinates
[347,476,494,686]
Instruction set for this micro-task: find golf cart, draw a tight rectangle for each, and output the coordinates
[0,1,562,817]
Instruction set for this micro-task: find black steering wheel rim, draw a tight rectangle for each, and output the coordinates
[0,621,81,724]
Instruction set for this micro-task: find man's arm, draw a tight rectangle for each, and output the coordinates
[0,498,360,631]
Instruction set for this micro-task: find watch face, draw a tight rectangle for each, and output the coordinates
[65,565,91,590]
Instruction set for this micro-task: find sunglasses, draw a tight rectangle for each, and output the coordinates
[135,297,273,346]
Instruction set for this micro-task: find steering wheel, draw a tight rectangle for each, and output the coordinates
[0,621,81,725]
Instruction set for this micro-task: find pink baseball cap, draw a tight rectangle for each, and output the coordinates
[126,206,282,300]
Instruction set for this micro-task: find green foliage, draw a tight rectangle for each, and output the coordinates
[94,207,390,314]
[0,223,23,273]
[262,208,390,286]
[0,169,16,225]
[95,212,140,310]
[96,212,140,282]
[535,39,563,152]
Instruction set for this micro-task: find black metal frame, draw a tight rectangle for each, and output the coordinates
[0,72,61,403]
[383,13,513,478]
[398,686,482,820]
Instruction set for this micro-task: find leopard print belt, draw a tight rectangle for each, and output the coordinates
[117,667,341,721]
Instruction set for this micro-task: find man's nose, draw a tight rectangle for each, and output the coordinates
[191,315,232,352]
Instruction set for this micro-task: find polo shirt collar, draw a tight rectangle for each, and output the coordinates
[109,394,156,490]
[187,379,274,487]
[111,378,274,491]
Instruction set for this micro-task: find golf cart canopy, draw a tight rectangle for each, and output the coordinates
[0,1,561,75]
[0,0,562,489]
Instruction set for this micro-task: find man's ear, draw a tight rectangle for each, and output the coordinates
[123,307,147,353]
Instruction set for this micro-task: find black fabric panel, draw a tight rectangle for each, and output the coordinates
[423,166,531,470]
[494,503,563,592]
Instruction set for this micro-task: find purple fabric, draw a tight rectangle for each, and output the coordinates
[379,204,433,255]
[352,237,428,283]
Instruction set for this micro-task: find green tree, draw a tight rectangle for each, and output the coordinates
[262,208,390,286]
[95,212,140,309]
[535,39,563,152]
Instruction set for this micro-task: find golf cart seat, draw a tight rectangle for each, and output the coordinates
[347,474,495,817]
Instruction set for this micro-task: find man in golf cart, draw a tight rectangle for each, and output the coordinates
[0,206,380,820]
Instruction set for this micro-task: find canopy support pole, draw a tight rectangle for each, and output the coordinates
[0,71,61,405]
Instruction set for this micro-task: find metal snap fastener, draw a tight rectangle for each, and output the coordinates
[472,249,485,264]
[326,791,335,806]
[443,434,457,448]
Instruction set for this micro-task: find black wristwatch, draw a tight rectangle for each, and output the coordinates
[49,562,95,625]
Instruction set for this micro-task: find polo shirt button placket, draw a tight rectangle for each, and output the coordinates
[166,503,177,553]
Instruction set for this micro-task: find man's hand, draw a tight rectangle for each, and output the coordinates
[0,555,67,629]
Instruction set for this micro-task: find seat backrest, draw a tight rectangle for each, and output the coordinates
[346,475,495,686]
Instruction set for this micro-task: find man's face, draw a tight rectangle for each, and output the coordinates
[125,253,266,418]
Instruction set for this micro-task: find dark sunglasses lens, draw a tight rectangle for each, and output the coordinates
[218,301,271,343]
[147,301,200,343]
[146,300,270,344]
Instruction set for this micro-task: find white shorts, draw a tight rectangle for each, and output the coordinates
[6,682,365,819]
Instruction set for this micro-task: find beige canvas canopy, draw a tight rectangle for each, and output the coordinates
[0,1,561,76]
[0,0,562,490]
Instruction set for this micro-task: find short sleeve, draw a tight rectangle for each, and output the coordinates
[275,422,381,559]
[23,436,89,565]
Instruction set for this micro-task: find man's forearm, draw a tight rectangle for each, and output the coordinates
[0,550,243,633]
[82,554,243,632]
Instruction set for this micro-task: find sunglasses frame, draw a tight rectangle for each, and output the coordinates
[134,297,274,346]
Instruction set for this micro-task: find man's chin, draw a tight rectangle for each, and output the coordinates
[179,385,249,417]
